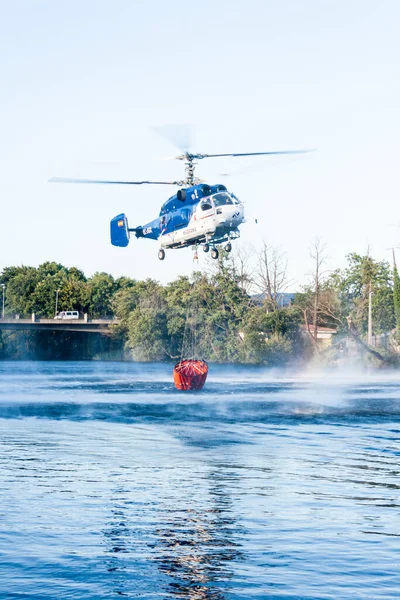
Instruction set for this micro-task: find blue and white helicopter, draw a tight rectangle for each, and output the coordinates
[50,138,310,261]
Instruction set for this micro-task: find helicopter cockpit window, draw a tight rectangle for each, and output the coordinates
[200,199,213,211]
[231,193,240,205]
[212,192,235,207]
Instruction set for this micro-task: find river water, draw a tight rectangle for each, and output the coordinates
[0,361,399,599]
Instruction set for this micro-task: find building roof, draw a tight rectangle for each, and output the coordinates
[251,292,296,307]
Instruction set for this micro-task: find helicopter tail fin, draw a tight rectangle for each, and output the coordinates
[110,213,130,247]
[110,214,143,247]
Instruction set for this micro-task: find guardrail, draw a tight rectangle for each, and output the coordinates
[0,317,119,333]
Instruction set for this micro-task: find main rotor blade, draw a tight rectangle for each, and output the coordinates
[49,177,181,185]
[197,149,314,159]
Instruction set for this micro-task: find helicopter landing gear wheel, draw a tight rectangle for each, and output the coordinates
[225,242,232,253]
[158,249,165,261]
[211,248,219,260]
[203,243,210,253]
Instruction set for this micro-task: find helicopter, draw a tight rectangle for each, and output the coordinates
[50,134,311,261]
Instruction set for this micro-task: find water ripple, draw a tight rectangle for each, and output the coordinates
[0,361,399,599]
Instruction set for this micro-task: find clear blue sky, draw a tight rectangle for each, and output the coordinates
[1,0,399,286]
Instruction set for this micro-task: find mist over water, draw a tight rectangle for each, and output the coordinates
[0,362,399,599]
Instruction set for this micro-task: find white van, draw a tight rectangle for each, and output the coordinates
[54,311,80,320]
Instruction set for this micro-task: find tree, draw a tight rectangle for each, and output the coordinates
[309,239,326,341]
[86,272,116,318]
[255,243,291,311]
[332,253,395,335]
[164,276,193,357]
[393,252,400,331]
[2,249,395,365]
[241,306,303,364]
[37,261,68,279]
[115,276,136,291]
[0,263,88,318]
[125,281,169,361]
[231,243,256,295]
[2,266,39,316]
[294,239,329,351]
[294,252,393,363]
[58,278,88,314]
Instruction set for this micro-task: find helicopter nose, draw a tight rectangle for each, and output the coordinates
[217,205,243,225]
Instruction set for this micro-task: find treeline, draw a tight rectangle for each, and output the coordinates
[0,262,130,360]
[1,246,400,363]
[0,262,130,318]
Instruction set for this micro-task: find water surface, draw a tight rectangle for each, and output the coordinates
[0,361,399,599]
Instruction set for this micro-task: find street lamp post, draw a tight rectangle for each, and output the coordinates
[1,284,5,319]
[55,289,60,317]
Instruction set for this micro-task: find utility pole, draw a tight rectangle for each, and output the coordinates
[55,289,60,317]
[1,284,5,319]
[367,282,373,346]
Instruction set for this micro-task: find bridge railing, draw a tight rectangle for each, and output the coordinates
[0,316,119,332]
[0,314,118,324]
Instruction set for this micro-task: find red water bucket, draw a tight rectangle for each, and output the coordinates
[173,359,208,391]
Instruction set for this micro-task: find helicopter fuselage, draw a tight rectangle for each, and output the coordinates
[110,183,244,255]
[159,193,243,250]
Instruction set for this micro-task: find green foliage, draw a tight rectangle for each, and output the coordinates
[3,248,400,363]
[241,307,303,364]
[0,264,138,320]
[164,276,192,356]
[86,272,116,318]
[393,261,400,330]
[125,281,168,361]
[120,271,252,363]
[294,254,395,350]
[331,254,395,334]
[0,260,305,364]
[190,271,249,362]
[2,266,39,316]
[244,306,302,338]
[0,263,87,318]
[294,281,342,332]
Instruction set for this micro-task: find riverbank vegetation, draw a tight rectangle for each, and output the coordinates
[1,245,399,365]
